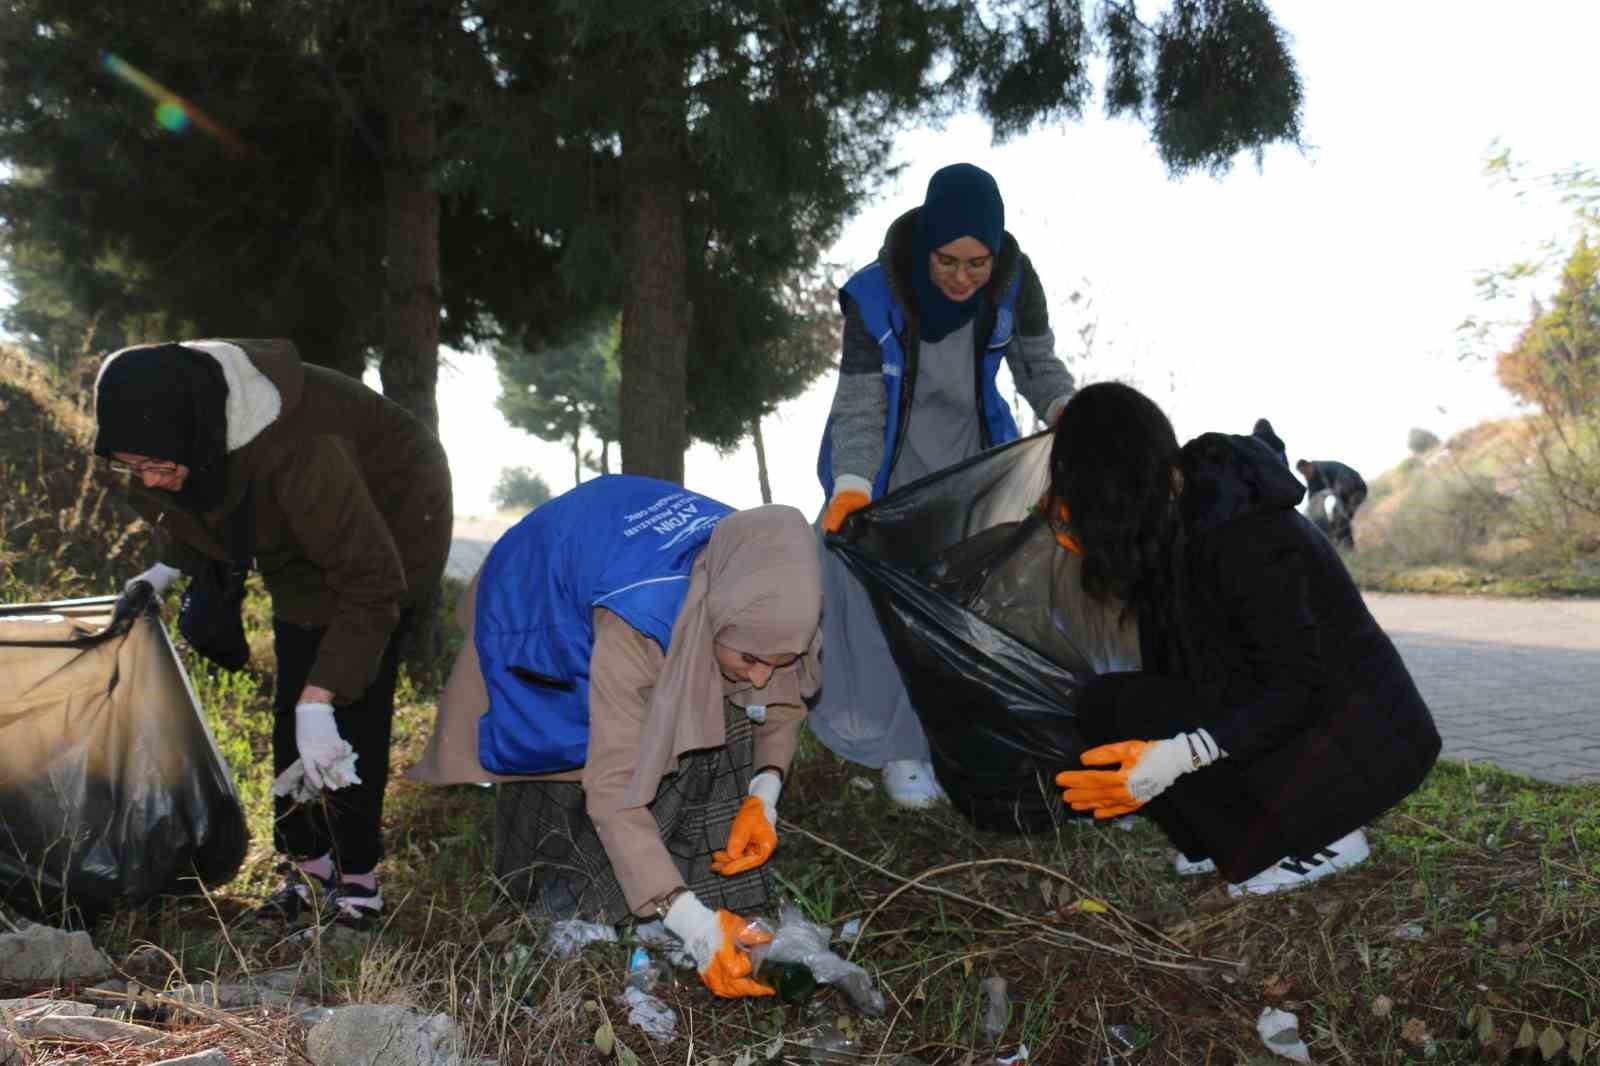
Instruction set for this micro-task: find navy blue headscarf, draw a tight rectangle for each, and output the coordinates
[913,163,1006,343]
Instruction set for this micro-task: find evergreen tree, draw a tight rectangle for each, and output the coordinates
[457,0,1304,482]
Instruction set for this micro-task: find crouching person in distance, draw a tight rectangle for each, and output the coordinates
[409,475,821,998]
[1047,383,1440,896]
[94,339,452,929]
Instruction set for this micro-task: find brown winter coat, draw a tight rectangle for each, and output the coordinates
[124,339,452,701]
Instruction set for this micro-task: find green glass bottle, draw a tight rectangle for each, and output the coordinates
[757,960,817,1004]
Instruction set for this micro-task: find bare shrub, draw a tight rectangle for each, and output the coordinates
[1373,471,1511,565]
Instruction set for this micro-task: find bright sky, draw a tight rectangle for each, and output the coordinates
[443,2,1600,518]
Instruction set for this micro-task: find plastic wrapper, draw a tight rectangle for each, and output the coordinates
[745,903,885,1015]
[0,593,248,918]
[826,430,1139,833]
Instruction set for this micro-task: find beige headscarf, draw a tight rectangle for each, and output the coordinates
[626,504,822,806]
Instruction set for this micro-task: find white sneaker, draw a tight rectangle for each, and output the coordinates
[1227,828,1371,898]
[1173,852,1217,876]
[882,759,947,809]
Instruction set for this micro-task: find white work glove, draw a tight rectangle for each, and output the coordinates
[128,562,182,597]
[662,890,774,998]
[1056,729,1226,819]
[294,702,361,791]
[710,770,782,876]
[270,760,319,804]
[820,473,873,535]
[749,770,782,823]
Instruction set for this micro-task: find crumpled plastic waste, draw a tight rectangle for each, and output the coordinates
[542,918,617,959]
[271,755,361,803]
[748,901,886,1016]
[981,975,1008,1039]
[1257,1007,1313,1063]
[633,919,695,969]
[621,986,676,1042]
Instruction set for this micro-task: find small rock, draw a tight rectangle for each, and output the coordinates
[305,1004,461,1066]
[0,924,113,983]
[1371,994,1393,1018]
[14,1014,166,1045]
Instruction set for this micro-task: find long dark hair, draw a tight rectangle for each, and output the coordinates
[1048,382,1196,672]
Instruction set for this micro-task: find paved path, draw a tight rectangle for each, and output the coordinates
[1365,593,1600,785]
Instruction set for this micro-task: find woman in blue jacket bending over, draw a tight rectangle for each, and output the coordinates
[412,475,821,998]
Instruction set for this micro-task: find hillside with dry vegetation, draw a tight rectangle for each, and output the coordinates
[1346,413,1600,597]
[0,345,151,600]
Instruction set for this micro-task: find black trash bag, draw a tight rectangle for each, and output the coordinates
[825,430,1139,834]
[0,594,249,920]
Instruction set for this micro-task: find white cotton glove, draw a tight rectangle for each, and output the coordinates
[749,770,782,824]
[1057,729,1226,819]
[821,473,873,535]
[270,760,319,804]
[1125,729,1224,802]
[662,890,775,998]
[294,702,361,791]
[711,769,782,875]
[128,562,182,597]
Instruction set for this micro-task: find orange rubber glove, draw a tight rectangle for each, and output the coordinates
[711,771,781,875]
[663,892,775,998]
[1037,492,1082,555]
[821,489,870,534]
[1056,731,1222,819]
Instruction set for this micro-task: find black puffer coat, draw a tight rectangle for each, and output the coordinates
[1074,433,1440,881]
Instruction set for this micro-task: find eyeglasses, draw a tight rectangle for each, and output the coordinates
[930,252,993,276]
[102,457,181,477]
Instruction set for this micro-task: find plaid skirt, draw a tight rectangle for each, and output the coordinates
[492,702,769,923]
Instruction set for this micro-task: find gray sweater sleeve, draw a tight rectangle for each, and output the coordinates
[823,296,888,495]
[1005,254,1075,425]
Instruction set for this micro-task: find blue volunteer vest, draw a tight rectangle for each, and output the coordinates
[474,474,734,775]
[815,262,1025,498]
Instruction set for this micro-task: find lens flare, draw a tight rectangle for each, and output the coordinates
[100,52,249,155]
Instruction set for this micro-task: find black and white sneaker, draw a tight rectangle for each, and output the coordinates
[324,881,385,932]
[252,862,336,924]
[1227,828,1371,898]
[1173,852,1217,876]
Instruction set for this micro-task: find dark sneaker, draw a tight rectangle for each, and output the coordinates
[252,862,336,924]
[324,881,385,932]
[1227,828,1371,898]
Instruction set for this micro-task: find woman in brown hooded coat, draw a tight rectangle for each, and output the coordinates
[95,339,452,930]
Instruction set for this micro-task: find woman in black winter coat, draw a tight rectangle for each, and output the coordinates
[1049,383,1440,895]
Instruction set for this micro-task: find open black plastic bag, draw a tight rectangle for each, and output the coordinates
[0,592,248,919]
[825,430,1139,833]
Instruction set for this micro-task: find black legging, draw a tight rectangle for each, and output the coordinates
[270,611,411,875]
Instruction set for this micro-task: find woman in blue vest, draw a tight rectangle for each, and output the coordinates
[811,162,1076,807]
[411,475,822,999]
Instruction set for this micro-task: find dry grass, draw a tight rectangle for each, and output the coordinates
[3,349,1597,1064]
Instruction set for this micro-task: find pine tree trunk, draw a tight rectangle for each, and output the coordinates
[572,433,582,485]
[618,52,689,485]
[377,2,441,434]
[377,0,443,674]
[601,440,611,475]
[752,416,772,505]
